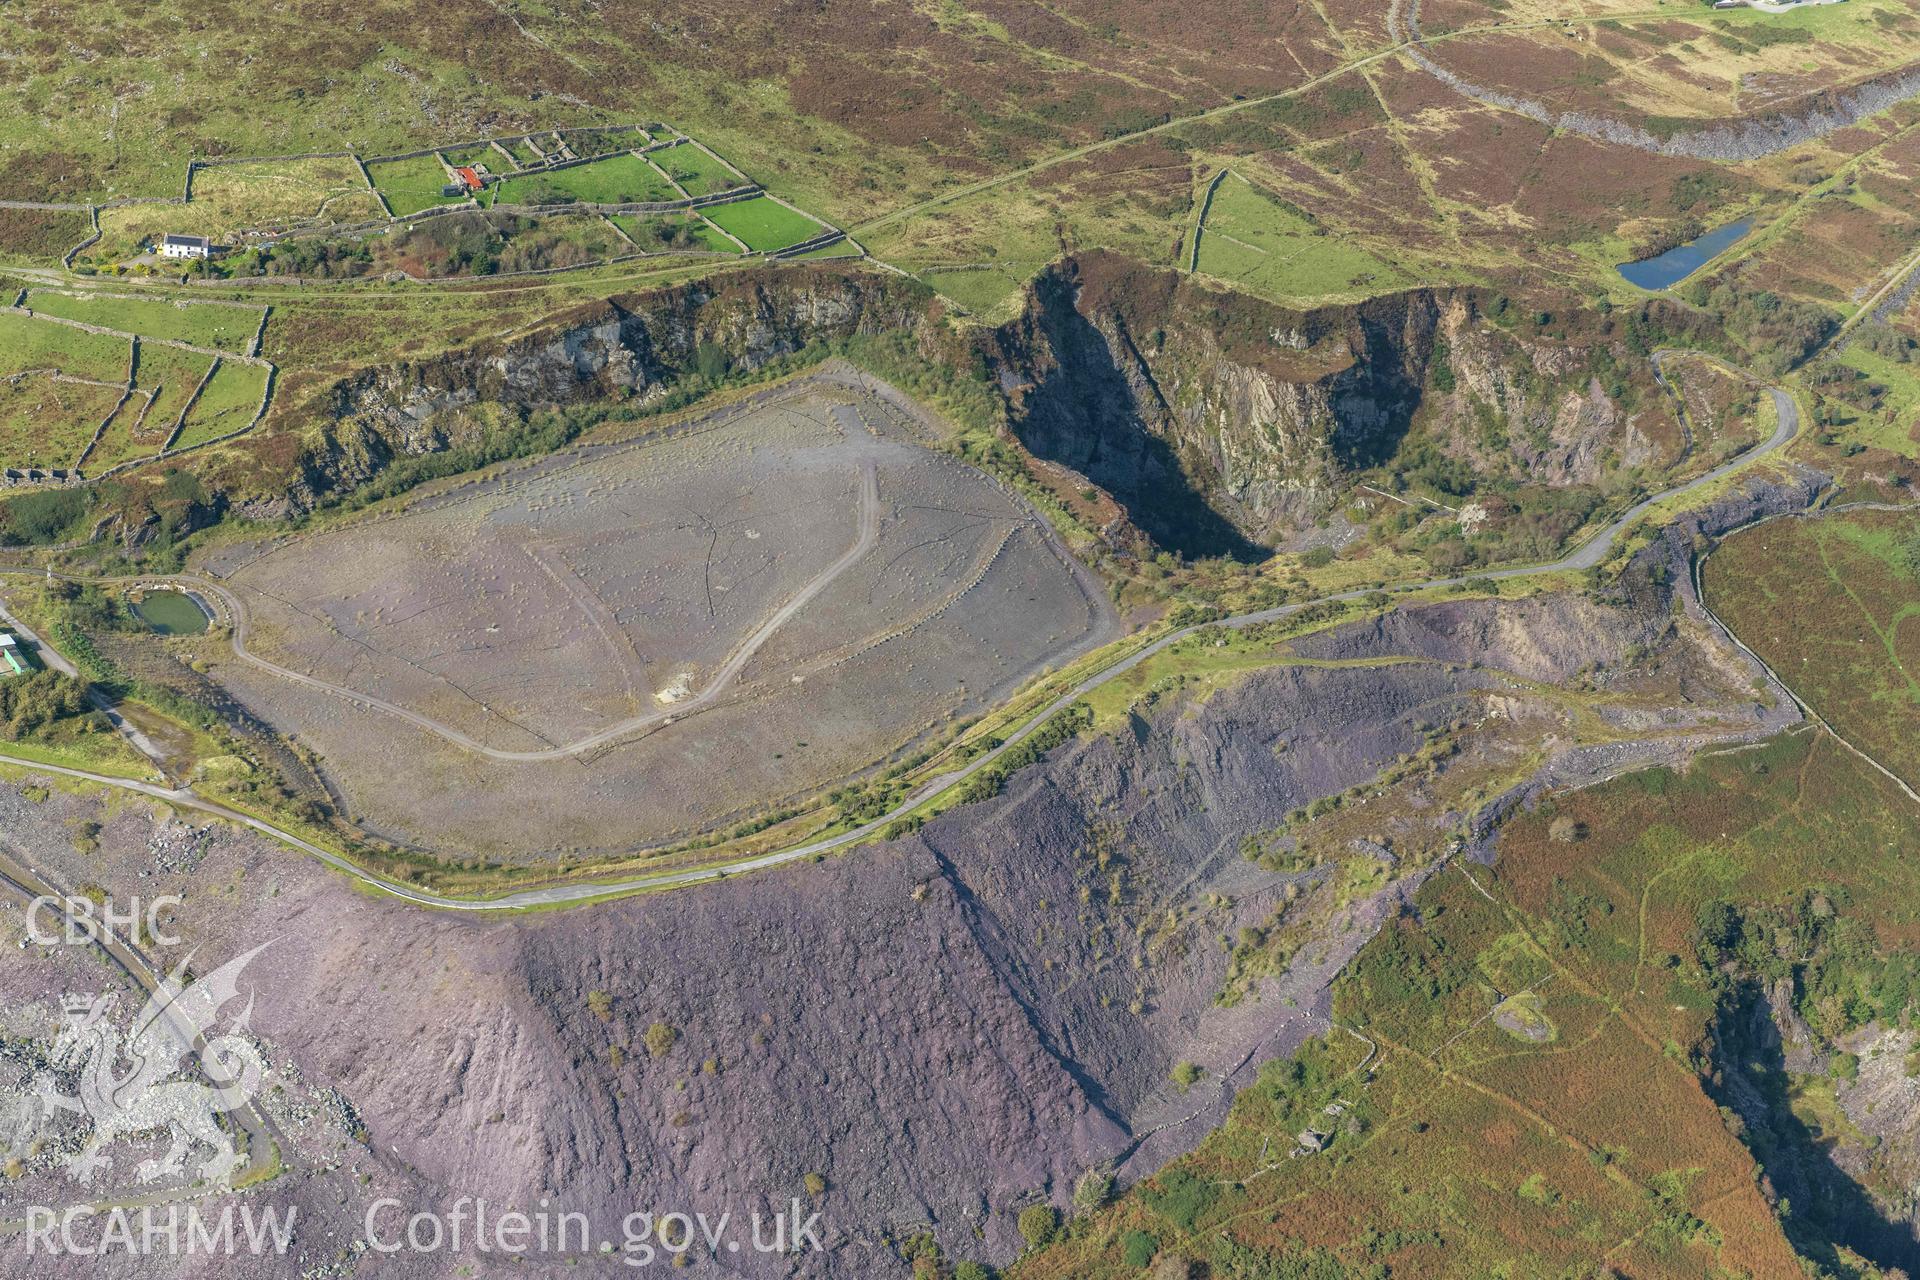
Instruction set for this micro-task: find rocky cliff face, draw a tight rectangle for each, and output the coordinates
[331,270,924,432]
[1709,988,1920,1269]
[237,268,931,519]
[983,257,1431,556]
[982,254,1677,556]
[247,254,1676,549]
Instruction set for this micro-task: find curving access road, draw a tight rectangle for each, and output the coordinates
[0,354,1802,912]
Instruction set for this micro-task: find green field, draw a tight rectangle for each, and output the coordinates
[701,196,824,252]
[86,156,386,262]
[0,310,133,383]
[1828,343,1920,456]
[609,213,742,254]
[367,154,470,217]
[0,375,121,470]
[126,343,216,441]
[788,239,861,261]
[688,217,746,253]
[0,308,263,471]
[174,359,269,449]
[1195,173,1410,303]
[923,265,1030,314]
[441,144,498,169]
[560,126,645,157]
[0,311,133,469]
[26,291,263,353]
[191,156,383,227]
[653,143,745,197]
[501,137,543,168]
[493,152,682,207]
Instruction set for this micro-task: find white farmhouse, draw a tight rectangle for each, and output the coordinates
[158,234,213,260]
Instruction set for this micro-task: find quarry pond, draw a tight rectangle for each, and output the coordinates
[129,588,211,635]
[1617,219,1753,290]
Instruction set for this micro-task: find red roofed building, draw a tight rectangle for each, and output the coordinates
[454,166,483,192]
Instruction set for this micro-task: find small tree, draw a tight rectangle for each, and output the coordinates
[1016,1204,1057,1250]
[1148,1254,1195,1280]
[952,1263,993,1280]
[1072,1167,1114,1213]
[1122,1230,1158,1268]
[1548,816,1588,843]
[643,1021,678,1059]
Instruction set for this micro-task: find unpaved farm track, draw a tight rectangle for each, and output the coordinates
[0,353,1802,911]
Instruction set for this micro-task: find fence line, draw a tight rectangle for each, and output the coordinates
[685,137,750,182]
[34,120,841,290]
[1189,169,1228,273]
[28,286,266,315]
[247,305,271,358]
[62,206,101,269]
[771,231,849,260]
[192,149,359,168]
[365,125,646,168]
[98,195,183,209]
[74,379,135,471]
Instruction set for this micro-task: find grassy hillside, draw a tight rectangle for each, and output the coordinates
[8,0,1914,302]
[1009,728,1915,1279]
[1705,507,1920,789]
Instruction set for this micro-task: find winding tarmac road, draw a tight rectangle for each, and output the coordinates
[0,356,1801,912]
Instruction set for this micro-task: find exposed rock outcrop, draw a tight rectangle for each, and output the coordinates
[983,257,1432,556]
[229,253,1694,552]
[331,272,922,432]
[982,254,1680,556]
[237,268,931,519]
